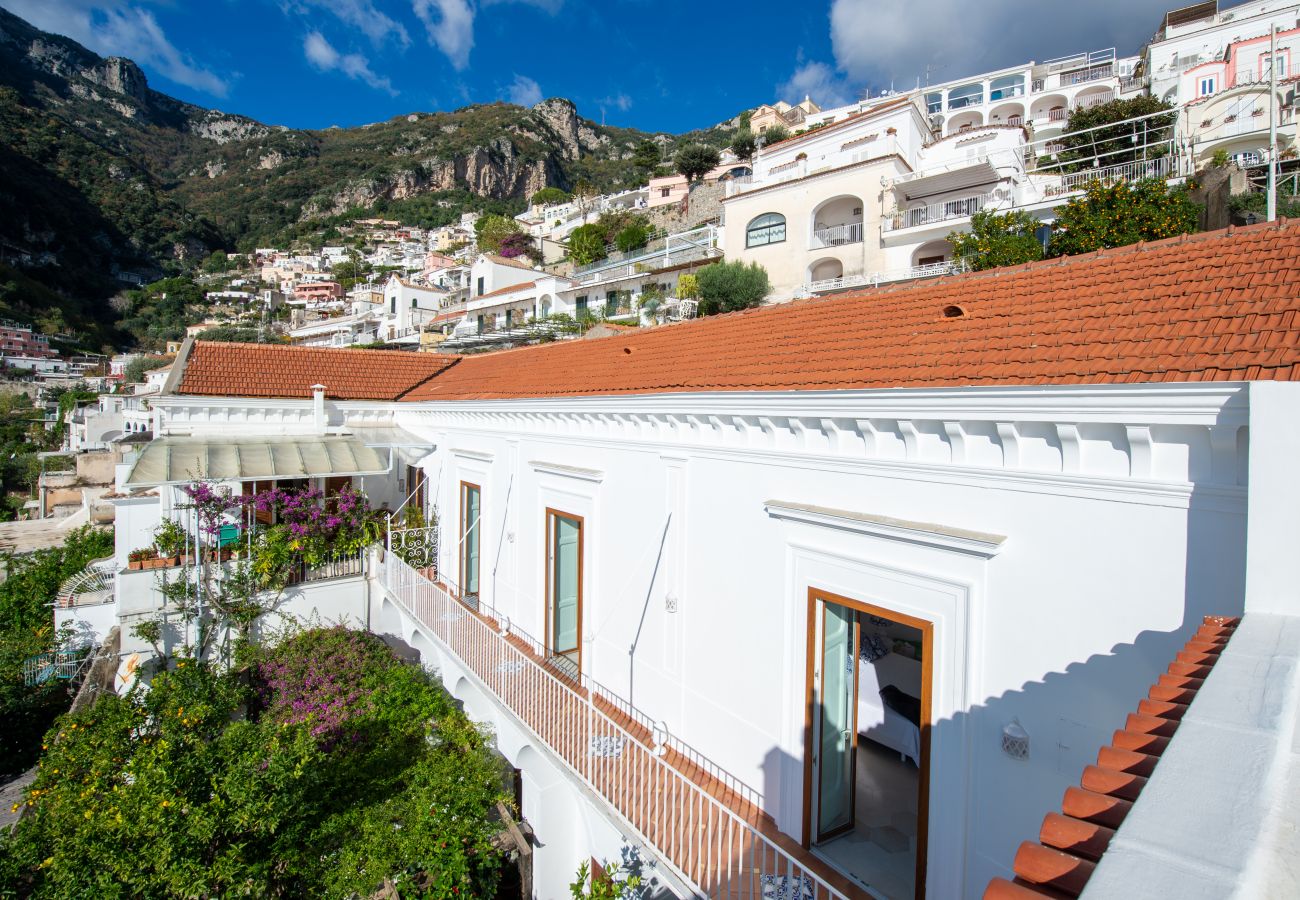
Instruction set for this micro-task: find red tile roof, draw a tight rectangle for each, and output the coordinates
[474,279,538,301]
[984,616,1240,900]
[404,221,1300,401]
[174,223,1300,404]
[174,342,460,401]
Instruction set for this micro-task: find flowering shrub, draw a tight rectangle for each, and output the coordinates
[0,627,510,899]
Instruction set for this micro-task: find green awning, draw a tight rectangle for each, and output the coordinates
[125,435,391,487]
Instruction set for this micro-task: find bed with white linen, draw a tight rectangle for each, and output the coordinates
[857,651,922,766]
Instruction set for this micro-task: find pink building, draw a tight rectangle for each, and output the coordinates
[293,281,345,302]
[0,320,56,360]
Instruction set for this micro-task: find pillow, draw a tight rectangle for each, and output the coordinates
[859,631,890,662]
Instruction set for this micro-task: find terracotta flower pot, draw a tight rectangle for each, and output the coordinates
[140,557,169,570]
[128,559,144,571]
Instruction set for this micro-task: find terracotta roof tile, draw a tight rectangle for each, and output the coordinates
[473,280,538,301]
[180,222,1300,403]
[174,342,460,401]
[984,616,1240,900]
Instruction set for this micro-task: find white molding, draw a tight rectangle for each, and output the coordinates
[450,447,494,462]
[529,460,604,482]
[765,500,1007,558]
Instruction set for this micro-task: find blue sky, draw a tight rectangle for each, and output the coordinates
[2,0,1215,134]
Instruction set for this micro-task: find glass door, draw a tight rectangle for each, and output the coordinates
[547,510,582,676]
[459,482,480,602]
[815,599,857,841]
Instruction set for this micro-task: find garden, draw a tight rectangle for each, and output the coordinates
[0,626,516,899]
[126,481,398,664]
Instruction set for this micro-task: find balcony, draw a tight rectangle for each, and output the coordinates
[810,222,863,249]
[885,191,1007,232]
[806,259,968,294]
[380,552,850,900]
[1042,154,1178,197]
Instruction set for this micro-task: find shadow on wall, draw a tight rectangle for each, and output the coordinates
[760,476,1247,895]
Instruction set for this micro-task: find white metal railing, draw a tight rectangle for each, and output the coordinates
[381,554,841,899]
[810,222,863,248]
[885,190,1009,232]
[1044,154,1177,196]
[57,557,116,608]
[807,259,968,293]
[1074,91,1116,111]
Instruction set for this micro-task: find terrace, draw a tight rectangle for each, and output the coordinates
[380,549,863,899]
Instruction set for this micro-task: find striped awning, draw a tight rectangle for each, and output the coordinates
[124,435,391,487]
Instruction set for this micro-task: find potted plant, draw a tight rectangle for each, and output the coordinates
[127,547,153,570]
[153,519,187,566]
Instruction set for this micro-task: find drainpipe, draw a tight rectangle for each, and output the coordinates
[311,384,326,434]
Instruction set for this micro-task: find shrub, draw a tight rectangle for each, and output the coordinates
[696,261,770,315]
[0,628,510,899]
[614,222,652,253]
[568,224,608,266]
[730,129,756,161]
[474,214,524,254]
[762,124,791,145]
[949,209,1045,271]
[1049,178,1200,257]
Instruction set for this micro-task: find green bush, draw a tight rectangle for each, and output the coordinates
[614,222,652,253]
[696,261,770,315]
[0,526,114,776]
[0,628,510,899]
[568,224,608,266]
[949,209,1045,271]
[1049,178,1200,257]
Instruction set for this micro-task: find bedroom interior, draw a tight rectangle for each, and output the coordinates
[808,593,930,900]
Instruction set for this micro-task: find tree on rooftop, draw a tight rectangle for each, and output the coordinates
[949,209,1045,272]
[674,143,722,185]
[614,221,652,253]
[1056,96,1176,174]
[695,260,770,315]
[730,129,757,162]
[1048,177,1200,258]
[531,186,571,207]
[761,124,791,146]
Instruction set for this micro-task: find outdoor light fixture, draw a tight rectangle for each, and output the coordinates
[1002,718,1030,761]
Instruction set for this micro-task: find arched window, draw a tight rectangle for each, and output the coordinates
[746,213,786,248]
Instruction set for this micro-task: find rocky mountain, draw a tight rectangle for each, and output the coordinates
[0,7,738,348]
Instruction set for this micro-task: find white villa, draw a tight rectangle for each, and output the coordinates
[55,220,1300,900]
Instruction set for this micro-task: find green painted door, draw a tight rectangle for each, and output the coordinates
[551,514,580,662]
[816,601,856,840]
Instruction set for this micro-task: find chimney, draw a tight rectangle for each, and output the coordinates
[312,384,326,433]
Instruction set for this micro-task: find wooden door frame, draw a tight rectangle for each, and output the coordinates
[801,587,933,899]
[458,480,481,601]
[544,507,584,679]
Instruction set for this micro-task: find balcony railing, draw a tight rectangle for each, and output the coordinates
[810,222,863,249]
[1042,154,1177,196]
[807,259,968,293]
[885,190,1008,232]
[380,553,846,900]
[287,552,366,586]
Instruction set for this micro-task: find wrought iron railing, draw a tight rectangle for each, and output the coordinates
[381,554,842,899]
[286,553,367,586]
[389,526,439,574]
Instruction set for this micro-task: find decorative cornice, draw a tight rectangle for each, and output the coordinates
[764,500,1006,558]
[529,461,603,482]
[451,447,494,462]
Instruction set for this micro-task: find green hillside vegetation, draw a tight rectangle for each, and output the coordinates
[0,7,753,352]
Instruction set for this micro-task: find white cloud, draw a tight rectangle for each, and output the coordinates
[303,30,397,95]
[412,0,475,70]
[829,0,1176,89]
[289,0,410,49]
[1,0,229,96]
[604,92,632,112]
[411,0,563,71]
[506,73,542,106]
[779,60,854,109]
